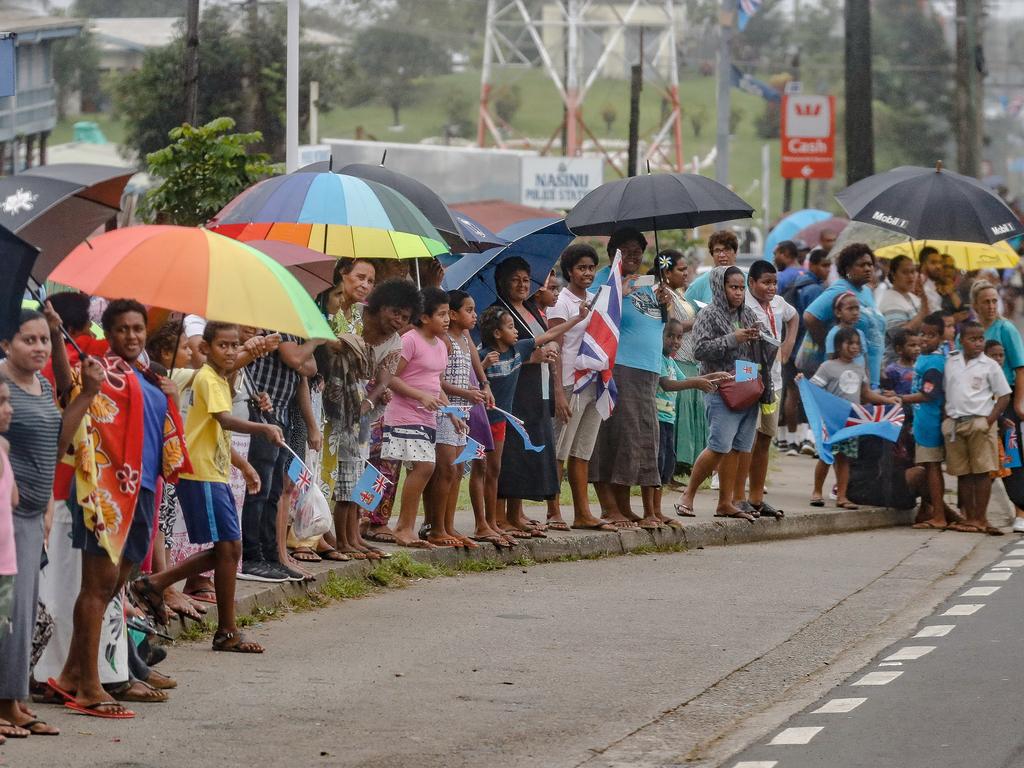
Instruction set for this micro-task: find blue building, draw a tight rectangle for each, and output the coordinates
[0,12,84,173]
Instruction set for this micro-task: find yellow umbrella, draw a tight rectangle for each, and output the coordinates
[874,239,1019,270]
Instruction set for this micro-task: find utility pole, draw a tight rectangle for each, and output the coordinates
[844,0,873,184]
[183,0,200,125]
[285,0,299,172]
[783,47,799,212]
[715,0,733,185]
[627,28,643,177]
[955,0,983,177]
[244,0,259,134]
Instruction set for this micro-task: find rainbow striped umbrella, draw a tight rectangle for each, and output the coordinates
[49,225,335,340]
[208,172,449,260]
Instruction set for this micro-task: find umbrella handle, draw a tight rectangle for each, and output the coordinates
[26,279,85,359]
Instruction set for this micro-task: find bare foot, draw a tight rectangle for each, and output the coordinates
[164,588,205,619]
[394,534,435,549]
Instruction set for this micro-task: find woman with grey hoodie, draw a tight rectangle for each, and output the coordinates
[675,266,776,521]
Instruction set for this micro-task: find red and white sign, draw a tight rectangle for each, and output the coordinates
[781,94,835,180]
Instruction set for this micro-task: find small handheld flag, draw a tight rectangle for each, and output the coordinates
[492,407,545,452]
[1004,425,1022,469]
[350,463,392,512]
[454,437,486,464]
[735,360,758,382]
[287,455,313,498]
[438,405,469,417]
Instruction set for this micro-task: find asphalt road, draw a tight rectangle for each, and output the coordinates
[6,529,1001,768]
[726,537,1024,768]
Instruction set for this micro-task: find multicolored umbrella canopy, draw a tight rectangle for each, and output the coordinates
[49,225,335,340]
[763,209,832,255]
[209,172,450,260]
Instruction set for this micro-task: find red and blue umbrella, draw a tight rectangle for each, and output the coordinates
[209,172,449,260]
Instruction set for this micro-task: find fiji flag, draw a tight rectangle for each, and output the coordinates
[350,463,391,512]
[1004,425,1022,470]
[287,455,313,499]
[798,378,904,465]
[454,437,486,464]
[574,250,623,419]
[737,0,763,31]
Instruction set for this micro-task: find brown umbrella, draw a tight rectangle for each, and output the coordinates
[245,239,337,296]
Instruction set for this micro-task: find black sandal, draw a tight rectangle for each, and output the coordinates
[752,501,784,519]
[212,630,264,654]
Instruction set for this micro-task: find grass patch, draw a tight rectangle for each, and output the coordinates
[453,558,507,573]
[320,571,374,600]
[177,619,215,641]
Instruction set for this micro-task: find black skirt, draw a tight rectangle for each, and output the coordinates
[497,360,559,500]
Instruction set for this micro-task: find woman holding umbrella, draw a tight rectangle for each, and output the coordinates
[803,243,887,389]
[492,257,559,535]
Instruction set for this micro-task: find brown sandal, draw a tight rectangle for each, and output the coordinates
[212,630,264,653]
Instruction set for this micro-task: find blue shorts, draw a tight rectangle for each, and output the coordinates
[704,392,758,454]
[71,486,156,565]
[176,479,241,544]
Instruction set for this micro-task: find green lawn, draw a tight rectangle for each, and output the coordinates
[57,69,800,219]
[316,68,793,219]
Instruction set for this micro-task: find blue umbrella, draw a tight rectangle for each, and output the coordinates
[764,209,832,255]
[453,211,508,253]
[442,218,575,312]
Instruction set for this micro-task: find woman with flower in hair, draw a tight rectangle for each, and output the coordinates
[650,249,706,479]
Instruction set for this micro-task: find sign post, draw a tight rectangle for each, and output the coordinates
[780,94,835,181]
[520,157,603,208]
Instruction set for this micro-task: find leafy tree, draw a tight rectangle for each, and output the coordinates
[52,24,102,116]
[440,86,473,138]
[346,26,449,126]
[600,103,617,135]
[688,104,708,138]
[494,84,521,126]
[115,4,344,159]
[139,117,276,227]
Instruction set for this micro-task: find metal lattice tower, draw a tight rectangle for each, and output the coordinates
[477,0,685,175]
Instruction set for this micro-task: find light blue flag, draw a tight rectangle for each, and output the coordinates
[454,437,486,464]
[350,463,390,512]
[798,378,904,465]
[735,360,758,382]
[0,36,14,99]
[492,407,545,452]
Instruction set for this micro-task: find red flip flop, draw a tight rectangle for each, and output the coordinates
[45,678,75,703]
[185,589,217,605]
[65,700,135,719]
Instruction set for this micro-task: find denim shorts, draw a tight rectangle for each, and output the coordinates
[71,486,156,565]
[704,392,758,453]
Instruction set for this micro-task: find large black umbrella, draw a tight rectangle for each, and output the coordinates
[0,224,40,340]
[566,172,754,236]
[0,163,133,280]
[338,162,470,252]
[835,164,1024,244]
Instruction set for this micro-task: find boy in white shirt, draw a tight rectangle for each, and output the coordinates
[942,320,1011,534]
[735,260,798,518]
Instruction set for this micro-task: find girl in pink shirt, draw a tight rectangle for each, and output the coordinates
[382,288,464,549]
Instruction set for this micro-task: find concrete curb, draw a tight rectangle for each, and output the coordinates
[166,505,914,640]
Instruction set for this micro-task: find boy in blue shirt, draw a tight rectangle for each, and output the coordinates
[901,312,949,529]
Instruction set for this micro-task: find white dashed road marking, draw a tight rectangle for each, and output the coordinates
[879,662,902,667]
[883,646,936,661]
[962,586,1000,596]
[733,762,778,768]
[996,559,1024,568]
[852,670,903,686]
[770,727,824,745]
[915,625,955,638]
[980,572,1011,581]
[943,604,984,615]
[811,697,867,714]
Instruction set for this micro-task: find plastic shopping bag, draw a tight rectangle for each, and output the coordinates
[291,449,332,540]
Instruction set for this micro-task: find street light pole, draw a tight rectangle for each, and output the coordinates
[286,0,300,172]
[715,0,733,185]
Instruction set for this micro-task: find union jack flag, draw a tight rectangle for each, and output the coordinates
[372,473,389,494]
[295,466,312,495]
[574,250,623,419]
[474,442,487,460]
[844,403,905,429]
